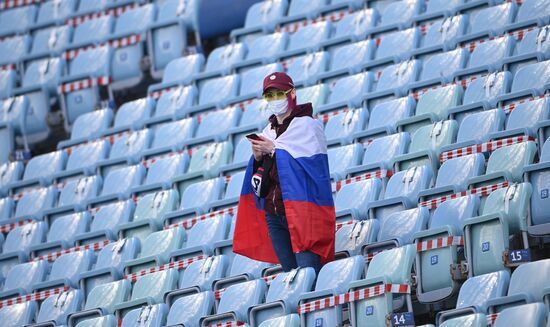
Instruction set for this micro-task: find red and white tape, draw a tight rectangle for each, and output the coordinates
[58,76,111,94]
[12,181,67,201]
[333,169,393,192]
[148,85,180,100]
[207,322,247,327]
[0,0,42,10]
[0,63,16,71]
[167,206,238,230]
[439,136,536,162]
[419,181,510,209]
[297,283,410,314]
[124,255,205,282]
[502,94,549,114]
[33,240,110,262]
[487,313,498,326]
[0,219,33,234]
[0,285,70,309]
[416,236,464,252]
[63,34,142,60]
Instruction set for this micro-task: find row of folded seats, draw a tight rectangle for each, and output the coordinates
[3,0,550,151]
[2,237,550,327]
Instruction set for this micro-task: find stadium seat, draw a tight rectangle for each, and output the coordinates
[41,174,100,217]
[415,0,462,21]
[410,48,468,90]
[323,108,367,146]
[0,93,51,145]
[209,171,247,211]
[355,96,414,140]
[280,21,331,59]
[449,72,511,124]
[103,98,154,136]
[348,245,416,327]
[76,200,133,244]
[235,32,288,70]
[499,59,550,102]
[368,59,421,100]
[33,249,94,291]
[298,255,364,327]
[437,270,509,324]
[505,26,550,66]
[231,0,289,40]
[191,75,240,114]
[175,142,232,185]
[418,153,485,200]
[413,15,468,55]
[167,255,229,298]
[78,238,140,296]
[75,0,108,15]
[327,143,363,180]
[54,140,110,181]
[506,0,550,31]
[24,25,72,62]
[0,5,37,37]
[17,57,65,97]
[113,268,178,316]
[146,85,197,125]
[147,53,205,96]
[320,8,379,47]
[277,0,327,25]
[438,313,488,327]
[369,0,424,35]
[33,289,84,326]
[0,221,47,276]
[463,182,532,277]
[213,254,272,291]
[317,40,373,81]
[119,303,167,327]
[87,164,145,207]
[140,118,196,157]
[130,154,188,195]
[454,36,514,79]
[188,107,241,144]
[249,267,316,326]
[259,314,301,327]
[29,211,90,257]
[0,35,30,67]
[368,165,433,221]
[193,43,247,83]
[124,227,186,273]
[335,178,382,221]
[0,260,48,299]
[0,70,15,99]
[219,138,253,174]
[34,0,76,29]
[295,84,329,111]
[0,197,14,220]
[393,120,458,175]
[397,84,462,134]
[165,291,215,326]
[0,301,37,327]
[458,2,516,42]
[366,28,420,69]
[316,72,373,114]
[13,186,58,222]
[524,138,550,236]
[445,109,505,153]
[201,278,267,326]
[335,219,379,257]
[414,195,480,303]
[347,132,410,176]
[74,315,117,327]
[57,109,114,149]
[285,51,329,87]
[490,97,550,140]
[0,161,24,196]
[232,63,284,104]
[493,303,548,327]
[467,141,537,188]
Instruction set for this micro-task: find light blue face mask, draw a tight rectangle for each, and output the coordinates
[267,99,289,116]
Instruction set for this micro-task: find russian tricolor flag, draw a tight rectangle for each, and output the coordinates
[233,116,336,264]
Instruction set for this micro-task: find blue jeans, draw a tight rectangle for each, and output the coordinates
[265,213,321,275]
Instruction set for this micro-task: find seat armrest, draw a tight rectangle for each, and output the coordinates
[418,185,462,202]
[164,287,201,307]
[467,172,511,189]
[486,293,532,313]
[200,311,238,327]
[169,245,211,262]
[67,308,106,327]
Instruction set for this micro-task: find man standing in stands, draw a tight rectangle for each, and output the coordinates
[233,72,335,275]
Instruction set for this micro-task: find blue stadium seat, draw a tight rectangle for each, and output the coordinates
[348,245,416,327]
[439,313,487,327]
[234,32,289,70]
[348,133,411,176]
[467,141,537,188]
[220,138,254,174]
[368,165,433,221]
[68,279,131,327]
[57,109,113,149]
[141,118,196,157]
[506,0,550,31]
[74,315,117,327]
[124,228,186,273]
[369,0,424,35]
[524,138,550,236]
[281,21,331,59]
[169,255,229,296]
[118,189,179,241]
[295,84,329,112]
[298,255,364,327]
[505,26,550,66]
[458,2,516,42]
[334,178,382,220]
[33,249,94,291]
[397,84,462,133]
[0,35,30,67]
[490,97,550,140]
[0,197,14,221]
[455,36,514,78]
[29,211,90,257]
[75,0,108,15]
[54,140,109,181]
[103,98,154,135]
[277,0,327,25]
[0,301,37,327]
[87,164,145,207]
[12,186,57,222]
[191,75,240,114]
[34,0,77,29]
[188,107,241,144]
[34,289,84,326]
[114,268,178,316]
[0,69,15,99]
[213,254,272,291]
[120,303,167,327]
[193,43,247,83]
[24,25,72,61]
[437,270,509,324]
[70,15,114,48]
[0,221,47,276]
[234,63,284,104]
[449,72,511,124]
[209,171,246,210]
[0,5,37,37]
[78,238,139,295]
[316,72,373,114]
[499,59,550,102]
[95,129,152,174]
[147,54,205,95]
[17,57,65,98]
[354,96,414,140]
[410,48,468,89]
[445,109,505,153]
[493,303,548,327]
[366,28,420,69]
[131,155,187,195]
[419,154,485,200]
[173,142,232,185]
[44,178,100,225]
[259,314,301,327]
[393,120,458,175]
[0,260,48,299]
[321,8,379,47]
[323,108,368,146]
[1,93,51,146]
[463,182,532,277]
[109,4,156,90]
[9,151,67,190]
[413,15,468,55]
[170,215,230,261]
[249,267,316,326]
[231,0,289,40]
[285,51,329,86]
[0,161,23,196]
[335,219,379,257]
[367,59,421,99]
[166,291,215,326]
[163,177,225,226]
[415,0,463,21]
[317,40,373,81]
[327,143,363,180]
[75,200,133,244]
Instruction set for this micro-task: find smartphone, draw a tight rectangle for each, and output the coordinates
[246,133,262,141]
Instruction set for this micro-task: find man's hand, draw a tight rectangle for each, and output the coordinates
[250,136,275,161]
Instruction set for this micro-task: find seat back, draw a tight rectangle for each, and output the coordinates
[296,84,329,109]
[101,164,145,196]
[139,228,185,262]
[36,289,83,325]
[456,270,510,311]
[48,250,94,284]
[241,0,287,30]
[324,108,366,144]
[130,269,178,302]
[335,220,379,255]
[315,255,364,294]
[286,0,325,17]
[22,57,64,92]
[186,215,230,249]
[506,258,550,302]
[376,28,419,61]
[3,260,48,294]
[0,197,13,221]
[204,43,246,74]
[494,303,547,327]
[161,54,205,84]
[326,72,372,107]
[0,161,23,189]
[199,75,239,106]
[408,120,458,153]
[335,179,382,214]
[30,25,71,55]
[327,143,363,178]
[195,107,241,140]
[113,4,155,35]
[217,279,267,321]
[367,244,415,282]
[332,8,378,40]
[143,154,187,186]
[231,138,253,165]
[224,171,246,199]
[69,46,111,77]
[368,97,414,132]
[72,15,113,46]
[378,207,429,244]
[485,142,537,182]
[3,222,46,254]
[384,165,433,202]
[179,255,229,291]
[420,48,467,82]
[511,60,550,94]
[133,189,179,224]
[113,98,154,129]
[109,129,152,159]
[469,2,514,35]
[378,0,420,27]
[481,182,532,230]
[187,142,232,177]
[120,303,167,327]
[377,59,420,91]
[154,85,196,118]
[58,176,101,207]
[440,314,488,327]
[166,291,214,326]
[435,154,484,189]
[95,238,140,272]
[76,0,108,14]
[329,40,372,72]
[362,133,410,169]
[515,26,550,58]
[229,254,271,278]
[416,84,462,120]
[430,195,479,233]
[456,109,505,144]
[66,140,110,171]
[265,267,316,310]
[85,279,131,312]
[240,63,283,97]
[90,200,133,234]
[0,35,29,63]
[36,0,76,25]
[286,51,328,85]
[245,32,288,61]
[468,36,512,70]
[287,21,331,52]
[22,150,66,181]
[505,97,549,133]
[179,178,224,211]
[238,99,270,128]
[0,6,36,35]
[69,109,113,141]
[47,212,89,243]
[15,187,56,218]
[0,301,37,327]
[462,72,511,107]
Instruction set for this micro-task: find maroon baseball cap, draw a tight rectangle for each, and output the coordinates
[262,72,295,94]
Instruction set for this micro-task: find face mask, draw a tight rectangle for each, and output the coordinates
[267,99,289,116]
